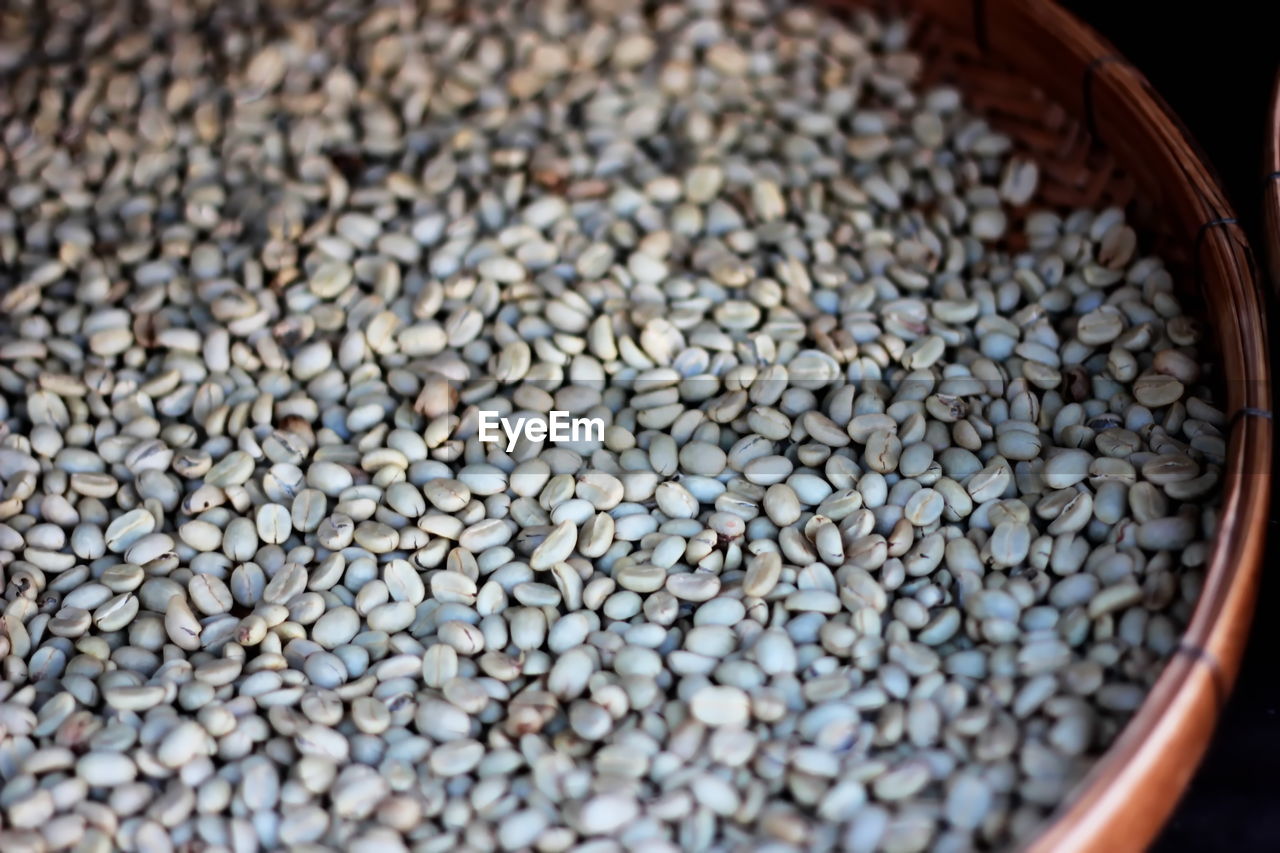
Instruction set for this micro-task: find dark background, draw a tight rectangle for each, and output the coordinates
[1058,2,1280,850]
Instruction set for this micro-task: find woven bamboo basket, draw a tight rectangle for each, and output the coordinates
[824,0,1271,849]
[0,1,1267,851]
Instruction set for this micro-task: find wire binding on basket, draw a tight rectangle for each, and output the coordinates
[971,0,988,53]
[1174,643,1229,708]
[1193,216,1240,247]
[1191,215,1261,317]
[1229,407,1274,429]
[1192,216,1242,276]
[1081,55,1131,141]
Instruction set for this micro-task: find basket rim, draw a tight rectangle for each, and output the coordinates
[887,0,1273,849]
